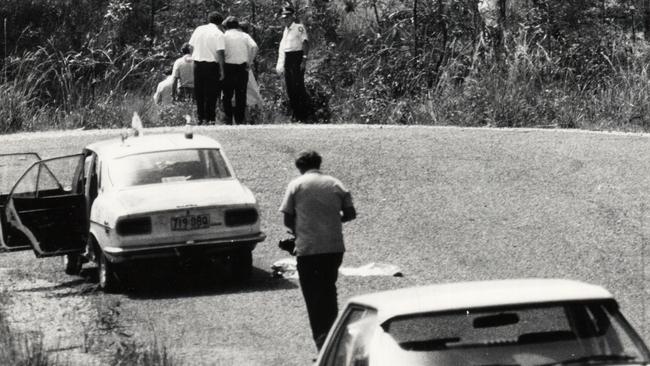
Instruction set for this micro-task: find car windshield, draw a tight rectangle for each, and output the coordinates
[353,301,650,366]
[109,149,231,187]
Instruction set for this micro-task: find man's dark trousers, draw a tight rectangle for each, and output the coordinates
[284,51,310,122]
[193,61,220,124]
[222,63,248,124]
[296,252,343,350]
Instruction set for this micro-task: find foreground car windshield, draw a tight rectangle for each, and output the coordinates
[109,149,231,187]
[338,301,650,366]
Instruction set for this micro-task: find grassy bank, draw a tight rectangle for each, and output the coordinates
[2,40,650,133]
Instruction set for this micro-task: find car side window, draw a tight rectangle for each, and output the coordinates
[12,166,38,197]
[38,156,83,195]
[324,306,377,366]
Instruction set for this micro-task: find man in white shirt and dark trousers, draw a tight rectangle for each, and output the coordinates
[276,6,311,122]
[222,16,258,125]
[279,150,357,351]
[189,12,225,125]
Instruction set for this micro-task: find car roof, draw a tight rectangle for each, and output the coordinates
[86,133,222,159]
[348,279,614,322]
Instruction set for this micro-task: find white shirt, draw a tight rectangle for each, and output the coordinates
[276,22,308,73]
[188,23,225,62]
[280,22,308,52]
[279,170,354,256]
[153,75,175,105]
[223,29,258,64]
[172,55,194,88]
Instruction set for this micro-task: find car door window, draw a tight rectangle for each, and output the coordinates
[7,154,87,256]
[324,306,378,366]
[11,166,38,197]
[0,153,41,195]
[37,155,82,195]
[0,153,42,251]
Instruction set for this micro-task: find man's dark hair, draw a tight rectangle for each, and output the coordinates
[181,43,192,55]
[295,150,322,172]
[224,16,239,30]
[208,11,223,25]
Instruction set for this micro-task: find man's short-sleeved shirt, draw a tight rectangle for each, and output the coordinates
[280,22,308,52]
[172,55,194,88]
[189,23,225,62]
[224,29,258,64]
[279,170,354,256]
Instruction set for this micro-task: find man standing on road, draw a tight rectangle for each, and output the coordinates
[189,11,225,125]
[222,16,258,125]
[276,6,311,122]
[279,150,357,351]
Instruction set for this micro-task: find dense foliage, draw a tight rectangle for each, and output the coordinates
[1,0,649,132]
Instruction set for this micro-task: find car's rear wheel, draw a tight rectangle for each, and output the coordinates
[63,253,83,275]
[230,250,253,281]
[99,252,120,293]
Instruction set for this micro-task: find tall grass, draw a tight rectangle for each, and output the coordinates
[2,23,650,131]
[357,31,650,132]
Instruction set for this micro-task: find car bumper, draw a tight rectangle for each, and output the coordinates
[102,232,266,263]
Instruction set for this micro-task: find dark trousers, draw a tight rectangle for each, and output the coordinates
[222,63,248,125]
[284,51,311,122]
[296,252,343,350]
[193,61,221,124]
[178,86,194,101]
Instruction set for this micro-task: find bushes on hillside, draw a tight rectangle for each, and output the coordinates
[1,0,649,132]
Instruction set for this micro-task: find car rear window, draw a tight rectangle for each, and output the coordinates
[109,149,231,187]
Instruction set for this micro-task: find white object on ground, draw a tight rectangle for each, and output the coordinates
[271,258,403,279]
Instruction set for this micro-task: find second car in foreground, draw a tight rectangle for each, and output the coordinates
[317,278,650,366]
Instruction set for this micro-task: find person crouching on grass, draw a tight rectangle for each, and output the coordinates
[279,150,357,351]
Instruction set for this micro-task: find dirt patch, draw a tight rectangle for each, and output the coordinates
[0,266,104,365]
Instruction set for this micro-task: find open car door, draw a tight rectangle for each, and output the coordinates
[0,153,43,251]
[1,154,88,257]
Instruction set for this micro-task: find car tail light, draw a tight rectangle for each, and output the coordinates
[116,217,152,236]
[225,208,258,227]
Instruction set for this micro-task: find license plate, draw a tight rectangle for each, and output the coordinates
[171,214,210,231]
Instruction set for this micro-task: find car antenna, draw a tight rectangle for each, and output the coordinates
[131,112,144,137]
[184,115,194,139]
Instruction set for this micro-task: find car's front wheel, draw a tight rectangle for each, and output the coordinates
[63,253,83,275]
[99,252,120,293]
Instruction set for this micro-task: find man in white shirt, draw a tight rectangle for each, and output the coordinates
[276,6,311,122]
[171,43,194,101]
[188,12,225,124]
[222,16,258,124]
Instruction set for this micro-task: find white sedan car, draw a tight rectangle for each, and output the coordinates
[317,279,650,366]
[0,132,265,292]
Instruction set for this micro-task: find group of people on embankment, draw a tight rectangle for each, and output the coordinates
[154,6,311,124]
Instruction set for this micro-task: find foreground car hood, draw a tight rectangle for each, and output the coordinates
[111,179,256,215]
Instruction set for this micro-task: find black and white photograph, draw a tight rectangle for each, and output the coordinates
[0,0,648,365]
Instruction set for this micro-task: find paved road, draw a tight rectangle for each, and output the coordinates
[0,125,648,365]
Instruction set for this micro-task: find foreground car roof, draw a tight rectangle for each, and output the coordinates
[86,133,222,159]
[350,279,613,322]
